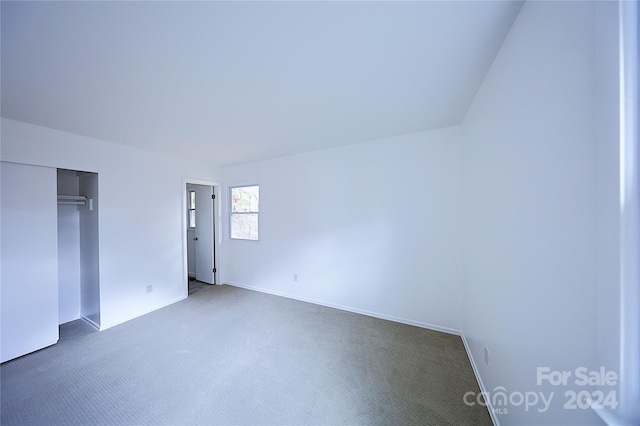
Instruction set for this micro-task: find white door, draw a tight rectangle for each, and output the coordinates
[1,162,59,362]
[186,185,197,277]
[194,185,215,284]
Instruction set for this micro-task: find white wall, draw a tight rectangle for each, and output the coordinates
[220,126,463,331]
[461,2,615,424]
[0,118,219,330]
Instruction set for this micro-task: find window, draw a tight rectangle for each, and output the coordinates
[188,190,196,228]
[230,185,259,240]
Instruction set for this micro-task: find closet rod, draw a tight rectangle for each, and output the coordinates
[57,195,92,209]
[57,195,87,201]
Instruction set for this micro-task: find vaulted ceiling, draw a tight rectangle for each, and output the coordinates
[1,1,522,166]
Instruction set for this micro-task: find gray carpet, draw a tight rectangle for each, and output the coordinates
[1,285,492,425]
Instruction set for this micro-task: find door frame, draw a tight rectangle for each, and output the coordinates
[182,178,220,293]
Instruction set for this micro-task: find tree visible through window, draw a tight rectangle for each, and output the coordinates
[230,185,259,240]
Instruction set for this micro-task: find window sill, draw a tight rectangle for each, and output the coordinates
[226,238,262,245]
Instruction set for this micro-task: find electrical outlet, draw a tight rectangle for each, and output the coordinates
[146,285,153,294]
[484,346,490,365]
[293,273,298,282]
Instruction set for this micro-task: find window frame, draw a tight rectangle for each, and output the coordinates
[187,190,196,229]
[228,184,260,242]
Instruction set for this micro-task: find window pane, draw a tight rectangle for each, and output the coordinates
[189,210,196,228]
[231,186,259,212]
[231,213,258,240]
[189,191,196,209]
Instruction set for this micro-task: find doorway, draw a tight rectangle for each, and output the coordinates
[184,181,219,294]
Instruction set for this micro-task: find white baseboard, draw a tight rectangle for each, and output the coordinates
[223,281,461,335]
[81,315,100,331]
[460,332,499,426]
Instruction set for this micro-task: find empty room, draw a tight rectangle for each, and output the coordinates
[1,1,638,425]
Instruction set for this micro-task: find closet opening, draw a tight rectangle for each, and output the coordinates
[57,169,100,331]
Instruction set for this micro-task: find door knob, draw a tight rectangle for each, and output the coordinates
[193,237,199,241]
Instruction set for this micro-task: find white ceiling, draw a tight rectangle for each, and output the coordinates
[1,1,522,166]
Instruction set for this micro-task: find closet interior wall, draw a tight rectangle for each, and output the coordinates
[57,169,100,329]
